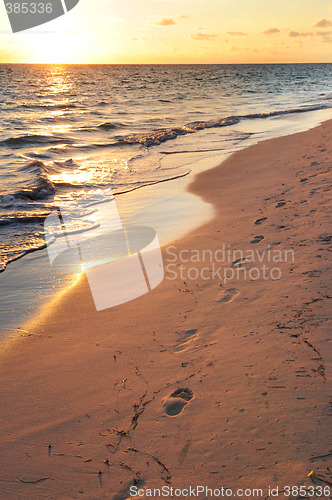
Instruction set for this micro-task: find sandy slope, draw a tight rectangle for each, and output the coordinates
[0,122,331,499]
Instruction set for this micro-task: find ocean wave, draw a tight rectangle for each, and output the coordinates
[115,116,239,146]
[20,159,47,173]
[114,103,331,148]
[0,194,16,209]
[0,214,48,227]
[15,162,55,201]
[22,103,77,110]
[50,159,80,172]
[16,178,55,201]
[98,122,125,130]
[1,135,74,148]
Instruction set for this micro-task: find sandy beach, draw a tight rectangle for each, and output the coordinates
[0,121,331,499]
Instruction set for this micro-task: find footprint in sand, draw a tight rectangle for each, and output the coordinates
[218,288,239,303]
[163,388,193,416]
[173,329,199,352]
[250,235,264,244]
[254,217,268,226]
[231,258,247,269]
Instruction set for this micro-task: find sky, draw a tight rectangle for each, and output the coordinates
[0,0,332,63]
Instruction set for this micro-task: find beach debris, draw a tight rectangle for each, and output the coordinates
[309,451,332,462]
[19,477,52,484]
[106,393,155,456]
[119,462,133,471]
[115,428,129,437]
[308,470,332,486]
[75,454,92,462]
[152,456,171,484]
[126,447,171,484]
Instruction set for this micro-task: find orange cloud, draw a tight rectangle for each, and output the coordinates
[263,28,280,35]
[316,31,332,42]
[289,31,313,37]
[191,32,219,41]
[314,19,332,28]
[153,18,176,26]
[227,31,247,36]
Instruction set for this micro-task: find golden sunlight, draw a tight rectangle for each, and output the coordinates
[24,32,87,63]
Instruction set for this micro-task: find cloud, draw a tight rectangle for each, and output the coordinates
[316,30,332,36]
[191,32,219,41]
[226,31,247,36]
[153,18,176,26]
[314,18,332,28]
[316,31,332,42]
[132,36,150,42]
[289,31,313,37]
[263,28,280,35]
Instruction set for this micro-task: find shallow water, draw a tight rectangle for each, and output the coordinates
[1,63,332,272]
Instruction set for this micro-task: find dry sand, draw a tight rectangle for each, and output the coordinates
[0,121,331,499]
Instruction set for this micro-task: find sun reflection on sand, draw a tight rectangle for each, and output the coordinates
[0,270,82,355]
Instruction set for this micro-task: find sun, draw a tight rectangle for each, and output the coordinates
[23,31,88,64]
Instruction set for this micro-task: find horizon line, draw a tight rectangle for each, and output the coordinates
[1,61,332,65]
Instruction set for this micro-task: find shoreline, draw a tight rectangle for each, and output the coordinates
[0,120,331,498]
[1,107,332,340]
